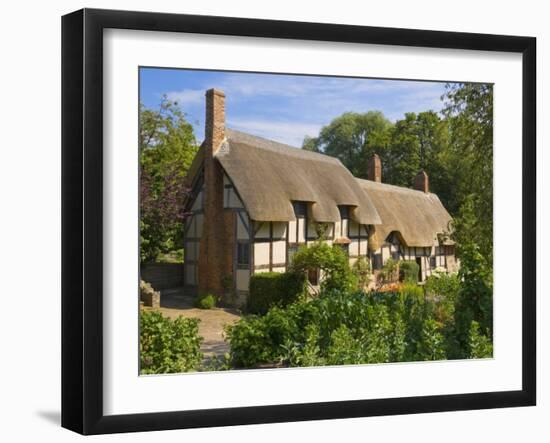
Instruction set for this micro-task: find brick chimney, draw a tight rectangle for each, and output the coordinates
[368,154,382,182]
[414,170,429,193]
[198,89,234,297]
[204,88,226,155]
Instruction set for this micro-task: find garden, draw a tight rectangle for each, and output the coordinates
[140,238,493,374]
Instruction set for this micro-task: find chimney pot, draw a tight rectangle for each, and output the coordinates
[368,154,382,182]
[414,170,429,193]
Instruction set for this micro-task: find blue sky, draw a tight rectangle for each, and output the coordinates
[140,68,450,147]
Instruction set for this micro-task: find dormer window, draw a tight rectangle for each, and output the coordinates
[292,201,307,218]
[338,205,350,220]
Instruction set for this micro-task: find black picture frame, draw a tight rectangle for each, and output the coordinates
[61,8,536,435]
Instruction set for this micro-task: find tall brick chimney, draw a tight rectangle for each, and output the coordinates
[368,154,382,182]
[204,88,226,155]
[414,170,429,193]
[198,89,233,297]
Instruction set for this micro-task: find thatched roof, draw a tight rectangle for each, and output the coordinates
[356,178,452,250]
[216,129,382,225]
[185,128,453,250]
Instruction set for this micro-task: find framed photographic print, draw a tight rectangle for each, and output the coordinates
[61,8,536,435]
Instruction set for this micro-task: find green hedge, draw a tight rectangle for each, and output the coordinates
[248,272,306,315]
[399,260,419,283]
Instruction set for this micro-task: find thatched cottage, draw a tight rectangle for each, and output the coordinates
[183,88,457,303]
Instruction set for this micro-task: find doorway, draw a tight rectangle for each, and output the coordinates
[415,257,422,282]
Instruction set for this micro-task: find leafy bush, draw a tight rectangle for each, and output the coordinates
[195,293,217,309]
[225,248,493,369]
[399,260,419,283]
[290,241,357,292]
[226,285,450,368]
[247,272,307,315]
[468,321,493,359]
[424,271,460,300]
[140,310,203,374]
[378,257,399,285]
[424,271,460,324]
[453,242,493,356]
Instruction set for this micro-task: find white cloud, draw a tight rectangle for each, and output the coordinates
[165,89,204,106]
[228,117,322,147]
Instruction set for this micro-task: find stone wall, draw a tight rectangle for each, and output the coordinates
[141,263,184,291]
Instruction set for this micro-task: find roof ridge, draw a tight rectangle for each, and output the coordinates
[225,128,341,165]
[356,177,439,197]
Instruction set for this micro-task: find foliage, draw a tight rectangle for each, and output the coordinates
[289,241,357,293]
[424,271,460,300]
[200,353,233,372]
[377,257,399,285]
[418,319,446,361]
[195,293,217,310]
[453,241,493,356]
[140,97,198,263]
[225,284,467,369]
[155,249,184,263]
[302,111,392,178]
[352,256,371,290]
[247,272,307,315]
[424,271,460,324]
[468,321,493,359]
[443,83,493,263]
[399,260,419,284]
[140,310,203,374]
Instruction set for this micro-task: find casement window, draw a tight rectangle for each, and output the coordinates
[430,256,436,268]
[237,242,250,268]
[287,245,299,265]
[292,201,307,218]
[338,205,350,220]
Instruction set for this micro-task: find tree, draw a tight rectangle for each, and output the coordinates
[302,111,393,178]
[385,111,451,194]
[442,83,493,263]
[140,97,198,263]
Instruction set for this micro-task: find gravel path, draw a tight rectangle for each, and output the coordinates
[146,287,241,359]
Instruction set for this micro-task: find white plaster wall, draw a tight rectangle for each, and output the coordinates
[236,269,250,291]
[288,220,297,243]
[349,239,359,256]
[272,240,286,264]
[254,242,270,266]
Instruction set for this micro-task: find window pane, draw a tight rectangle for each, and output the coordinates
[292,201,307,217]
[338,205,350,219]
[237,243,249,266]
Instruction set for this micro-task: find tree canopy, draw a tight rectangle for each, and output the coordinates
[140,97,198,263]
[302,83,493,265]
